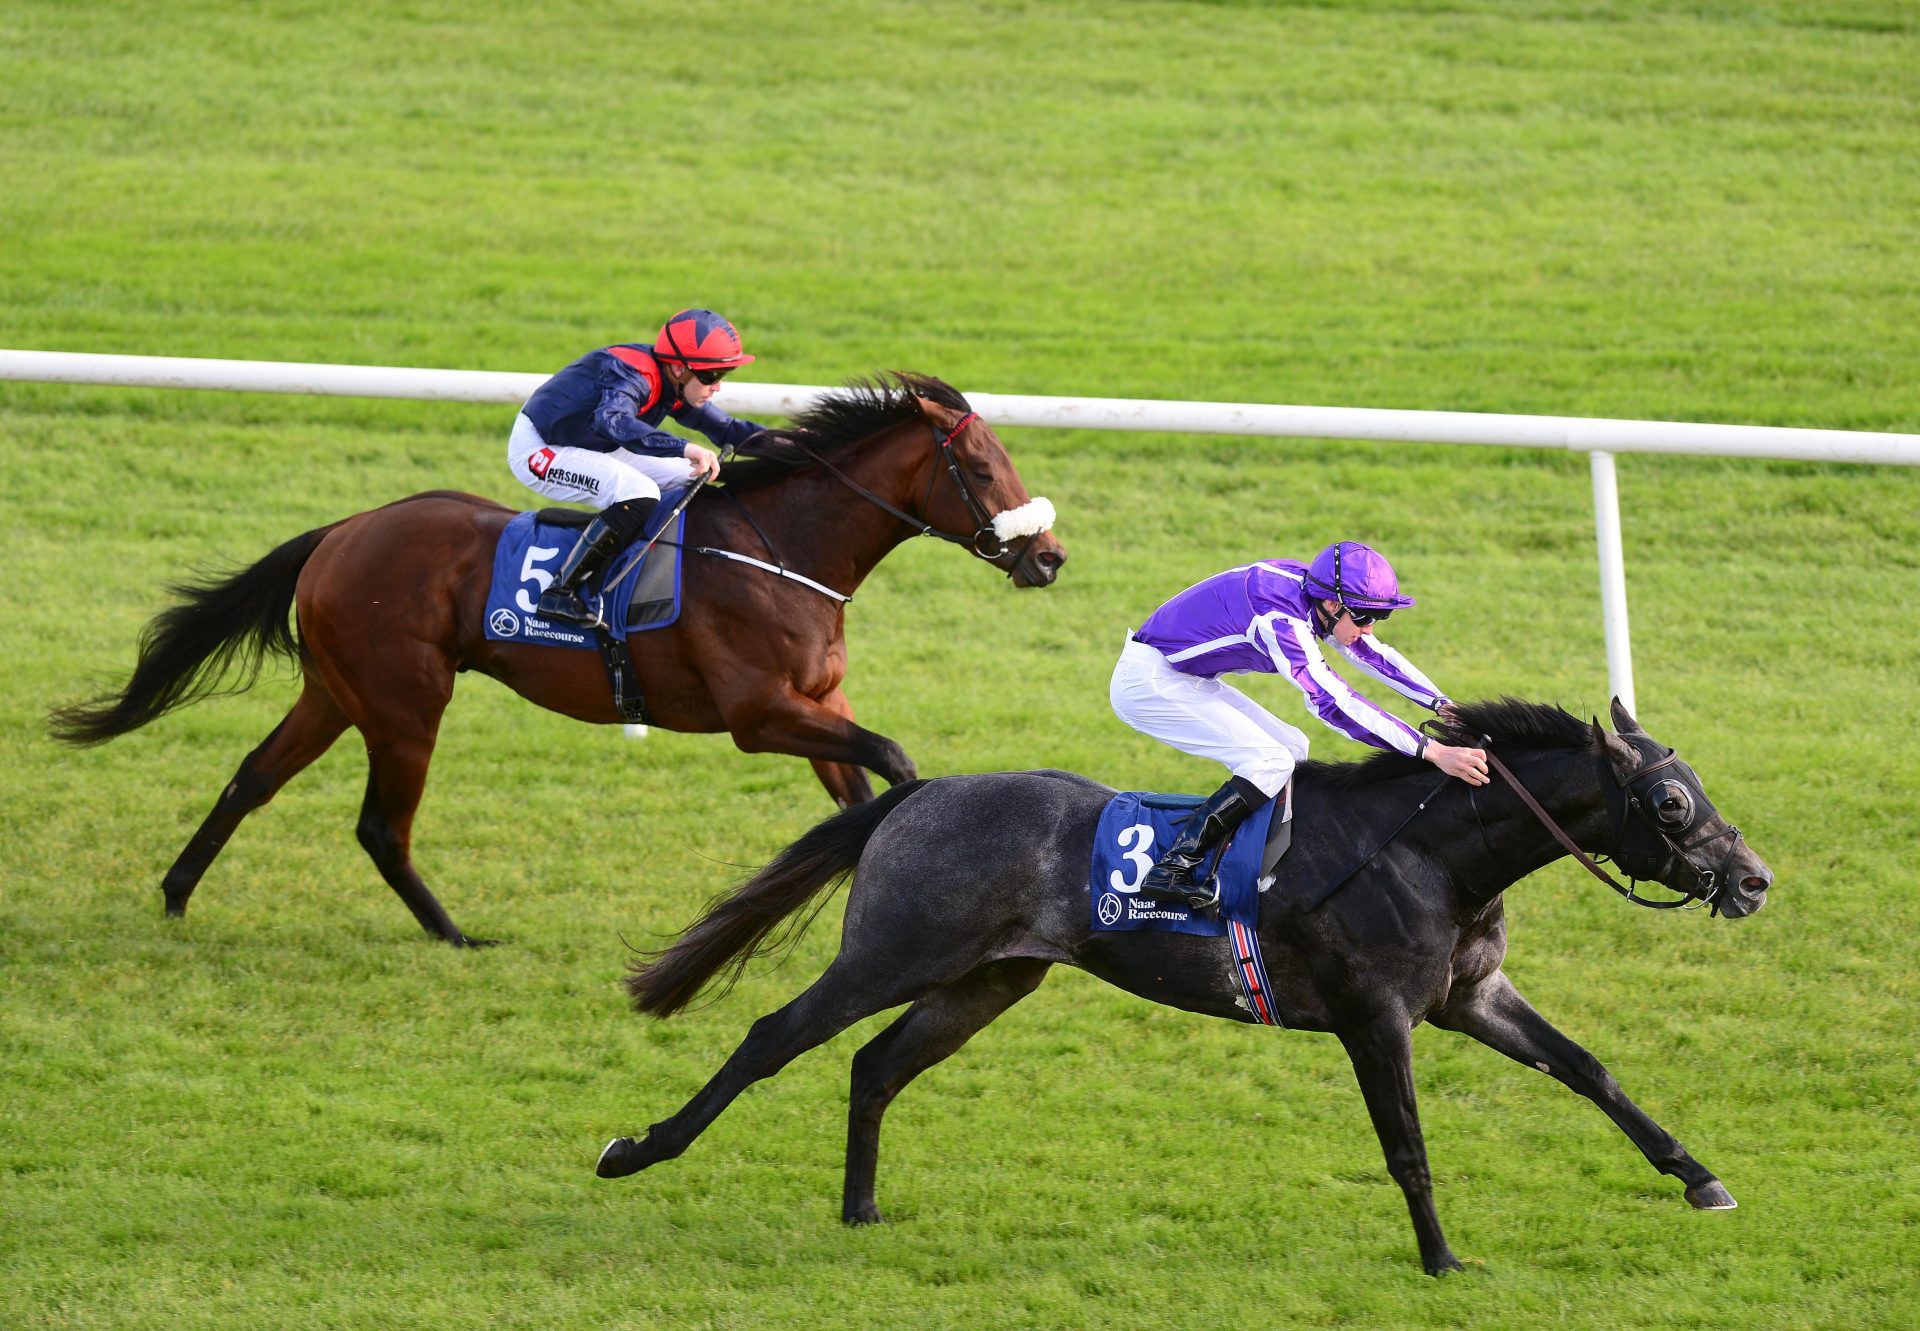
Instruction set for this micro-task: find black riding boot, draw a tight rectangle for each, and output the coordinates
[1137,775,1268,911]
[536,497,657,626]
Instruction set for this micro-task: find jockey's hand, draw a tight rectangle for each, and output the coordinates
[683,443,722,482]
[1427,740,1490,786]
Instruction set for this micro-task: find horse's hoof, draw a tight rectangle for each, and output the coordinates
[1686,1180,1738,1210]
[843,1204,884,1226]
[452,934,502,949]
[596,1136,647,1178]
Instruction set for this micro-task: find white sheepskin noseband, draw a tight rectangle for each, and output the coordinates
[990,497,1056,540]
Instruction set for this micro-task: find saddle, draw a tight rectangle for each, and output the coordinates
[1088,784,1293,939]
[482,507,690,724]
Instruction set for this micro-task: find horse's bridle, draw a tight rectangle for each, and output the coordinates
[1599,739,1746,911]
[1478,736,1744,913]
[786,412,1045,570]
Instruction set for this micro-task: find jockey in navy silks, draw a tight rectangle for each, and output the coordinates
[1111,541,1491,910]
[509,308,769,626]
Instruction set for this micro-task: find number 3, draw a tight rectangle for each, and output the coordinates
[1109,823,1156,893]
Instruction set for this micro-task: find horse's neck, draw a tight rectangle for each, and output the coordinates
[1450,748,1614,902]
[719,426,937,594]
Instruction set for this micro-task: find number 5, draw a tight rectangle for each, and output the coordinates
[515,545,561,613]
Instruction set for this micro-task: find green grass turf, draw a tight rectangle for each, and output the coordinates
[4,1,1918,1327]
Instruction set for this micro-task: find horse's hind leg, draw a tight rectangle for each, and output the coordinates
[841,957,1052,1224]
[1430,970,1733,1209]
[161,680,350,918]
[355,723,485,947]
[305,632,482,947]
[597,955,933,1180]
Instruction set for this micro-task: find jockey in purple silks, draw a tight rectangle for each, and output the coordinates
[508,308,769,626]
[1111,540,1490,910]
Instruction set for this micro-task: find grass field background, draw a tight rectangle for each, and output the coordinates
[4,2,1918,1328]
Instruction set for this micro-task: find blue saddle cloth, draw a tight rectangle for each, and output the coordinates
[1088,791,1281,938]
[482,506,685,650]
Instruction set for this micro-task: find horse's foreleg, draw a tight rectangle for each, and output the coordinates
[1337,1016,1464,1276]
[809,689,874,806]
[597,954,930,1182]
[1430,970,1733,1209]
[161,682,349,919]
[810,759,875,807]
[727,684,914,791]
[842,958,1053,1224]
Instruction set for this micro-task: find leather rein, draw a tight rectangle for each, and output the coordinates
[633,413,1023,607]
[1314,725,1737,914]
[1478,747,1696,909]
[1474,736,1742,912]
[785,411,1036,567]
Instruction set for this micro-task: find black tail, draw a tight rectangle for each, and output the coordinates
[625,780,929,1018]
[48,524,338,746]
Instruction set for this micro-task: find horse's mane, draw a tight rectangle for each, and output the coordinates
[1302,697,1596,792]
[716,372,971,493]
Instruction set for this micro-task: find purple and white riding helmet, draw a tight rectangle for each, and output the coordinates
[1302,540,1417,612]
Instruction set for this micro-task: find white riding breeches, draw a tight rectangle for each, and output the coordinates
[507,413,697,510]
[1110,635,1308,798]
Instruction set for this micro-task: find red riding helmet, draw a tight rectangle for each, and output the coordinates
[653,308,755,369]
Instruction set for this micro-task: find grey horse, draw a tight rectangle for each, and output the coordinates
[597,698,1773,1275]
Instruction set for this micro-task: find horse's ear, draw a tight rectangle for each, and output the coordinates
[1610,696,1646,735]
[1593,716,1640,778]
[912,393,961,429]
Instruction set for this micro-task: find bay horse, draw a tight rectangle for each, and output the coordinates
[49,373,1065,946]
[596,698,1773,1275]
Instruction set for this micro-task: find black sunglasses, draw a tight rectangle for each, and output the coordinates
[688,366,730,386]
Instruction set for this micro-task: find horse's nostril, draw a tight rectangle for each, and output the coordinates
[1742,875,1770,892]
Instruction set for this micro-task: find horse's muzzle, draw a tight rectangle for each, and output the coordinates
[1711,845,1773,919]
[1010,535,1066,588]
[1715,871,1771,919]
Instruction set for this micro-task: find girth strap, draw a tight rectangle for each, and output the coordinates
[595,627,649,725]
[1228,919,1284,1026]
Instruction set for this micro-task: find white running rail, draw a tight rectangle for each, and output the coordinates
[8,348,1920,714]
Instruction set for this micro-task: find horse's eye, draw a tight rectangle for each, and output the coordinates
[971,468,994,484]
[1649,781,1694,827]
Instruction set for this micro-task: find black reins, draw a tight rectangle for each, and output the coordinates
[609,413,1030,607]
[784,412,1035,568]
